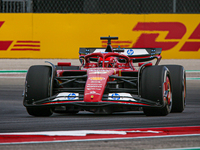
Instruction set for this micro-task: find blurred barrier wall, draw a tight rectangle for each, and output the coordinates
[0,13,200,59]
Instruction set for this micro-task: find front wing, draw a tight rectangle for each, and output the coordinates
[24,93,163,109]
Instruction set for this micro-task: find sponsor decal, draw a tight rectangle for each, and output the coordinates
[85,91,101,95]
[0,41,13,51]
[68,93,76,100]
[102,40,132,48]
[1,19,200,59]
[90,91,96,94]
[127,49,134,55]
[0,21,40,51]
[121,48,148,56]
[0,21,13,50]
[87,84,103,86]
[11,41,40,51]
[89,71,108,74]
[132,22,200,51]
[53,92,78,101]
[89,77,105,81]
[87,85,102,88]
[101,22,200,52]
[91,81,101,83]
[111,93,120,100]
[87,88,101,91]
[89,69,113,72]
[109,93,136,101]
[93,48,106,53]
[0,21,4,28]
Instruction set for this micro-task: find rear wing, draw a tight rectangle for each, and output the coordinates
[79,48,162,57]
[79,48,162,64]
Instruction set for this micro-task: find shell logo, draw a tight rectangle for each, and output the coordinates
[89,77,105,81]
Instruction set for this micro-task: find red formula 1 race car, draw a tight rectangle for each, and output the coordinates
[23,36,186,116]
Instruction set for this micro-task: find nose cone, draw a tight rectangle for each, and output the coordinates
[84,68,116,102]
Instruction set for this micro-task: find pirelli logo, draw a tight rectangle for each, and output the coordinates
[0,21,40,51]
[102,22,200,52]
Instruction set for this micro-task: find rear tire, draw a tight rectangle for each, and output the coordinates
[24,65,53,117]
[141,66,172,116]
[163,65,186,112]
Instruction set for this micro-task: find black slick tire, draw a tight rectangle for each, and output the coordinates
[141,66,172,116]
[163,65,186,112]
[24,65,53,117]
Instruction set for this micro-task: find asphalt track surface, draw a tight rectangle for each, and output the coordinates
[0,59,200,150]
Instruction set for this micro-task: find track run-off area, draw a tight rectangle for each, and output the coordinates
[0,59,200,150]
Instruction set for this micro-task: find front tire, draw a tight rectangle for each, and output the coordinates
[163,65,186,112]
[53,106,79,114]
[24,65,53,117]
[141,66,172,116]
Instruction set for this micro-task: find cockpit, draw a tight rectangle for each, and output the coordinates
[81,52,132,69]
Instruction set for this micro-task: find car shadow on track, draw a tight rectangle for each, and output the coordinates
[50,111,146,118]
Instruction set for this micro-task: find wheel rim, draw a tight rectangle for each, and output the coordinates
[163,76,172,110]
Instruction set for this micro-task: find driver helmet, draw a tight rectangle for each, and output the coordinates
[98,57,116,67]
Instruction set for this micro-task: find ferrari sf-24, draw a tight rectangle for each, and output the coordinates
[23,36,186,116]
